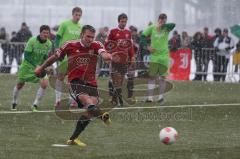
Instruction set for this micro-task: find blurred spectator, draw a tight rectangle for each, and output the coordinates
[181,31,192,48]
[0,27,10,66]
[15,22,32,66]
[212,28,222,81]
[50,25,59,41]
[128,25,139,98]
[96,27,109,44]
[202,27,213,48]
[213,28,222,42]
[201,27,214,81]
[213,28,234,81]
[139,30,151,70]
[169,30,181,52]
[96,26,109,77]
[129,25,140,44]
[16,22,32,42]
[233,39,240,74]
[139,22,153,65]
[9,31,22,69]
[191,32,204,81]
[129,25,140,58]
[0,27,9,41]
[148,21,153,26]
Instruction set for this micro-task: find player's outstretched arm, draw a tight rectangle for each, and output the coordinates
[162,23,176,31]
[35,54,59,77]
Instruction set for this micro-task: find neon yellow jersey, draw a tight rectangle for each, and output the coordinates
[142,23,175,62]
[57,19,82,47]
[24,36,52,66]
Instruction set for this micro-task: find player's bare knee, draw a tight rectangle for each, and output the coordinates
[17,83,25,90]
[90,97,98,105]
[78,94,92,106]
[41,85,48,89]
[40,80,48,89]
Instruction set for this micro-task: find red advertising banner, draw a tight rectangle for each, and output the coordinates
[168,48,192,81]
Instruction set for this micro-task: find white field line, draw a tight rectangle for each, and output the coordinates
[0,103,240,114]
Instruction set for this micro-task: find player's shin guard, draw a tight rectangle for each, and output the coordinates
[127,77,134,98]
[70,115,90,140]
[55,79,62,103]
[87,105,102,118]
[12,86,20,104]
[108,80,114,96]
[33,87,46,106]
[116,88,123,106]
[147,79,155,100]
[111,87,118,106]
[159,77,166,100]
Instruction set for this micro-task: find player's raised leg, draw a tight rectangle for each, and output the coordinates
[67,82,111,147]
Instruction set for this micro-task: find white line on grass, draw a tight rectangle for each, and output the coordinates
[0,103,240,114]
[52,144,70,147]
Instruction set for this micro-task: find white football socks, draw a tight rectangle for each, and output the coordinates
[33,87,46,106]
[55,79,62,103]
[159,77,166,100]
[147,79,155,100]
[12,86,20,104]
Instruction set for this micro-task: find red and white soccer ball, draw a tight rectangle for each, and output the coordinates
[159,127,178,145]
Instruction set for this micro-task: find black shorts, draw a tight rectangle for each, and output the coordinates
[69,79,99,107]
[111,62,128,75]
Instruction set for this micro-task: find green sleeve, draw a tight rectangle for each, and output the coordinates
[162,23,176,32]
[142,25,153,37]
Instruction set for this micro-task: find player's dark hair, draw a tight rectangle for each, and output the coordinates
[118,13,128,22]
[82,25,96,33]
[40,25,50,33]
[72,7,82,15]
[158,13,167,20]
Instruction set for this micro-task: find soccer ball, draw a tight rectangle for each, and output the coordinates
[159,127,178,145]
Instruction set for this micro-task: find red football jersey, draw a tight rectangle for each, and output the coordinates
[56,40,105,86]
[105,27,134,62]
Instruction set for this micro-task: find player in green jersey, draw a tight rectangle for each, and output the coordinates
[11,25,52,111]
[141,13,175,103]
[54,7,82,107]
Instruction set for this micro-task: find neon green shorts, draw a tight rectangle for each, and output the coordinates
[17,62,47,83]
[148,58,169,77]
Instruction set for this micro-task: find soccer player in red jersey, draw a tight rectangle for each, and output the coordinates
[105,13,135,106]
[35,25,113,147]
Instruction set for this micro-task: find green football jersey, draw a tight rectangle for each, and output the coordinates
[23,36,52,67]
[142,23,175,63]
[57,19,82,47]
[17,36,52,83]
